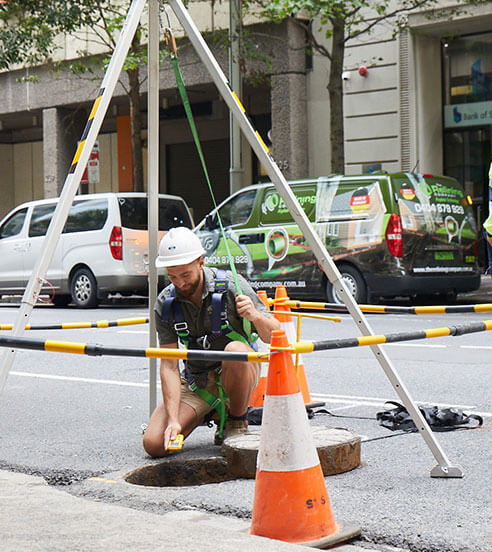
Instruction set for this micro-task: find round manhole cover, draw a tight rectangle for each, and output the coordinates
[222,426,361,479]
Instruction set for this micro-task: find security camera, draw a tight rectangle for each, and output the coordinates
[341,71,351,81]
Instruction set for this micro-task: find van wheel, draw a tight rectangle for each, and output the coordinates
[70,268,98,308]
[326,265,367,305]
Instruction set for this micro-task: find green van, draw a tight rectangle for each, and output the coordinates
[195,173,480,303]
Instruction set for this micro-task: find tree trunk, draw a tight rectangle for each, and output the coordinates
[328,16,345,174]
[127,65,144,192]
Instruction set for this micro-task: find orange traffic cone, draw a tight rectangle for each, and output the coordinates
[273,285,312,405]
[250,329,360,547]
[249,290,270,407]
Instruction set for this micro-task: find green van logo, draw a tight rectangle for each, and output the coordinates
[262,192,280,214]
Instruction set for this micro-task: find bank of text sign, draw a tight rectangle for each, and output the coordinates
[444,100,492,128]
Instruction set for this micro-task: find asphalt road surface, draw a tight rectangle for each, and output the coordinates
[0,300,490,552]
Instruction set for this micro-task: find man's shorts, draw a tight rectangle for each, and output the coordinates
[180,361,260,420]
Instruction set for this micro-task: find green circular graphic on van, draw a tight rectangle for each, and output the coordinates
[265,228,289,269]
[444,215,458,240]
[420,181,433,197]
[264,192,280,213]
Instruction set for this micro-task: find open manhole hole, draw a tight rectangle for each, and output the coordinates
[125,456,236,487]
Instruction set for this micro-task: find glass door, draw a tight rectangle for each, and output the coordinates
[444,127,491,268]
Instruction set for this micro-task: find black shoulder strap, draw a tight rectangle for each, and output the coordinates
[210,269,228,338]
[160,285,176,324]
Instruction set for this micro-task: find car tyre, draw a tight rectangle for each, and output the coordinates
[326,265,367,305]
[70,268,98,308]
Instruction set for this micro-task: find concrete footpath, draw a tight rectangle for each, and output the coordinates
[0,470,380,552]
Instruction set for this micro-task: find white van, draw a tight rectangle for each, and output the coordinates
[0,193,193,307]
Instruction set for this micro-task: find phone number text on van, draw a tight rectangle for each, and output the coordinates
[414,203,464,215]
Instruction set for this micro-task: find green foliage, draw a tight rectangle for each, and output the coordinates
[251,0,491,45]
[0,1,109,70]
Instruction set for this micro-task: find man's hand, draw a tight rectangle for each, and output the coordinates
[235,294,257,322]
[164,421,182,452]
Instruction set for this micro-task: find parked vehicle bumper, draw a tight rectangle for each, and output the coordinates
[365,271,481,297]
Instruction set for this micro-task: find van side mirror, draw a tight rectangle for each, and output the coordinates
[205,213,219,230]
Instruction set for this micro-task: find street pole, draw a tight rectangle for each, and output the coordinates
[229,0,243,194]
[147,0,159,417]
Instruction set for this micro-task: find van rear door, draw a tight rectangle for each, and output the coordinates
[395,174,478,276]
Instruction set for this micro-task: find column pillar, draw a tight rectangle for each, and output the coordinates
[42,107,87,197]
[270,19,308,180]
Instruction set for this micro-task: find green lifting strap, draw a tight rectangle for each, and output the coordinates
[168,46,252,342]
[189,376,227,440]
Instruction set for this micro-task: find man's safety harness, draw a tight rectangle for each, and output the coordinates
[160,269,256,440]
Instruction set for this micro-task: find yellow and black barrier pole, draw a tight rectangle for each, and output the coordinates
[276,319,492,354]
[278,300,492,315]
[0,334,268,363]
[1,318,491,360]
[0,317,149,331]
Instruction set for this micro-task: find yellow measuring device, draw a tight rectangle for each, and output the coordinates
[167,434,184,451]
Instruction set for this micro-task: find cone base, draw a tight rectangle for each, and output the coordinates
[249,520,360,549]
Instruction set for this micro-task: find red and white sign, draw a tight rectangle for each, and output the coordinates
[81,141,100,185]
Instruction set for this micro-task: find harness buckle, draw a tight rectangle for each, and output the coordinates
[174,321,188,332]
[197,335,211,349]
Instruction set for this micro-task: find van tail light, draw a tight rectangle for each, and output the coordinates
[109,226,123,260]
[386,214,403,258]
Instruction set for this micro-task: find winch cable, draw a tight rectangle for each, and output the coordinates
[164,25,252,340]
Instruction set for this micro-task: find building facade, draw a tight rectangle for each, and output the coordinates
[0,2,491,262]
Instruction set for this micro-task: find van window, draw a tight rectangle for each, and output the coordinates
[29,204,57,237]
[217,190,257,227]
[0,208,28,238]
[64,198,108,233]
[392,174,476,238]
[29,199,109,237]
[316,179,385,221]
[118,197,192,231]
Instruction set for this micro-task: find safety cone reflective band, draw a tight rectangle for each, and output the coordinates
[250,329,360,547]
[273,285,312,405]
[249,290,270,407]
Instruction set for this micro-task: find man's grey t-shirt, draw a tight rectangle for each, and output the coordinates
[154,266,270,387]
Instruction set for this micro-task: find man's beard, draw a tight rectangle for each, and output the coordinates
[176,273,201,298]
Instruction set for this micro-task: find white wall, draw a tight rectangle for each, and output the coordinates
[306,17,402,176]
[12,142,44,208]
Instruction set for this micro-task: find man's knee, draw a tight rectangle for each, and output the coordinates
[225,340,253,353]
[142,433,166,458]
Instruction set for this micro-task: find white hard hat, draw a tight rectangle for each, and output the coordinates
[155,227,206,268]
